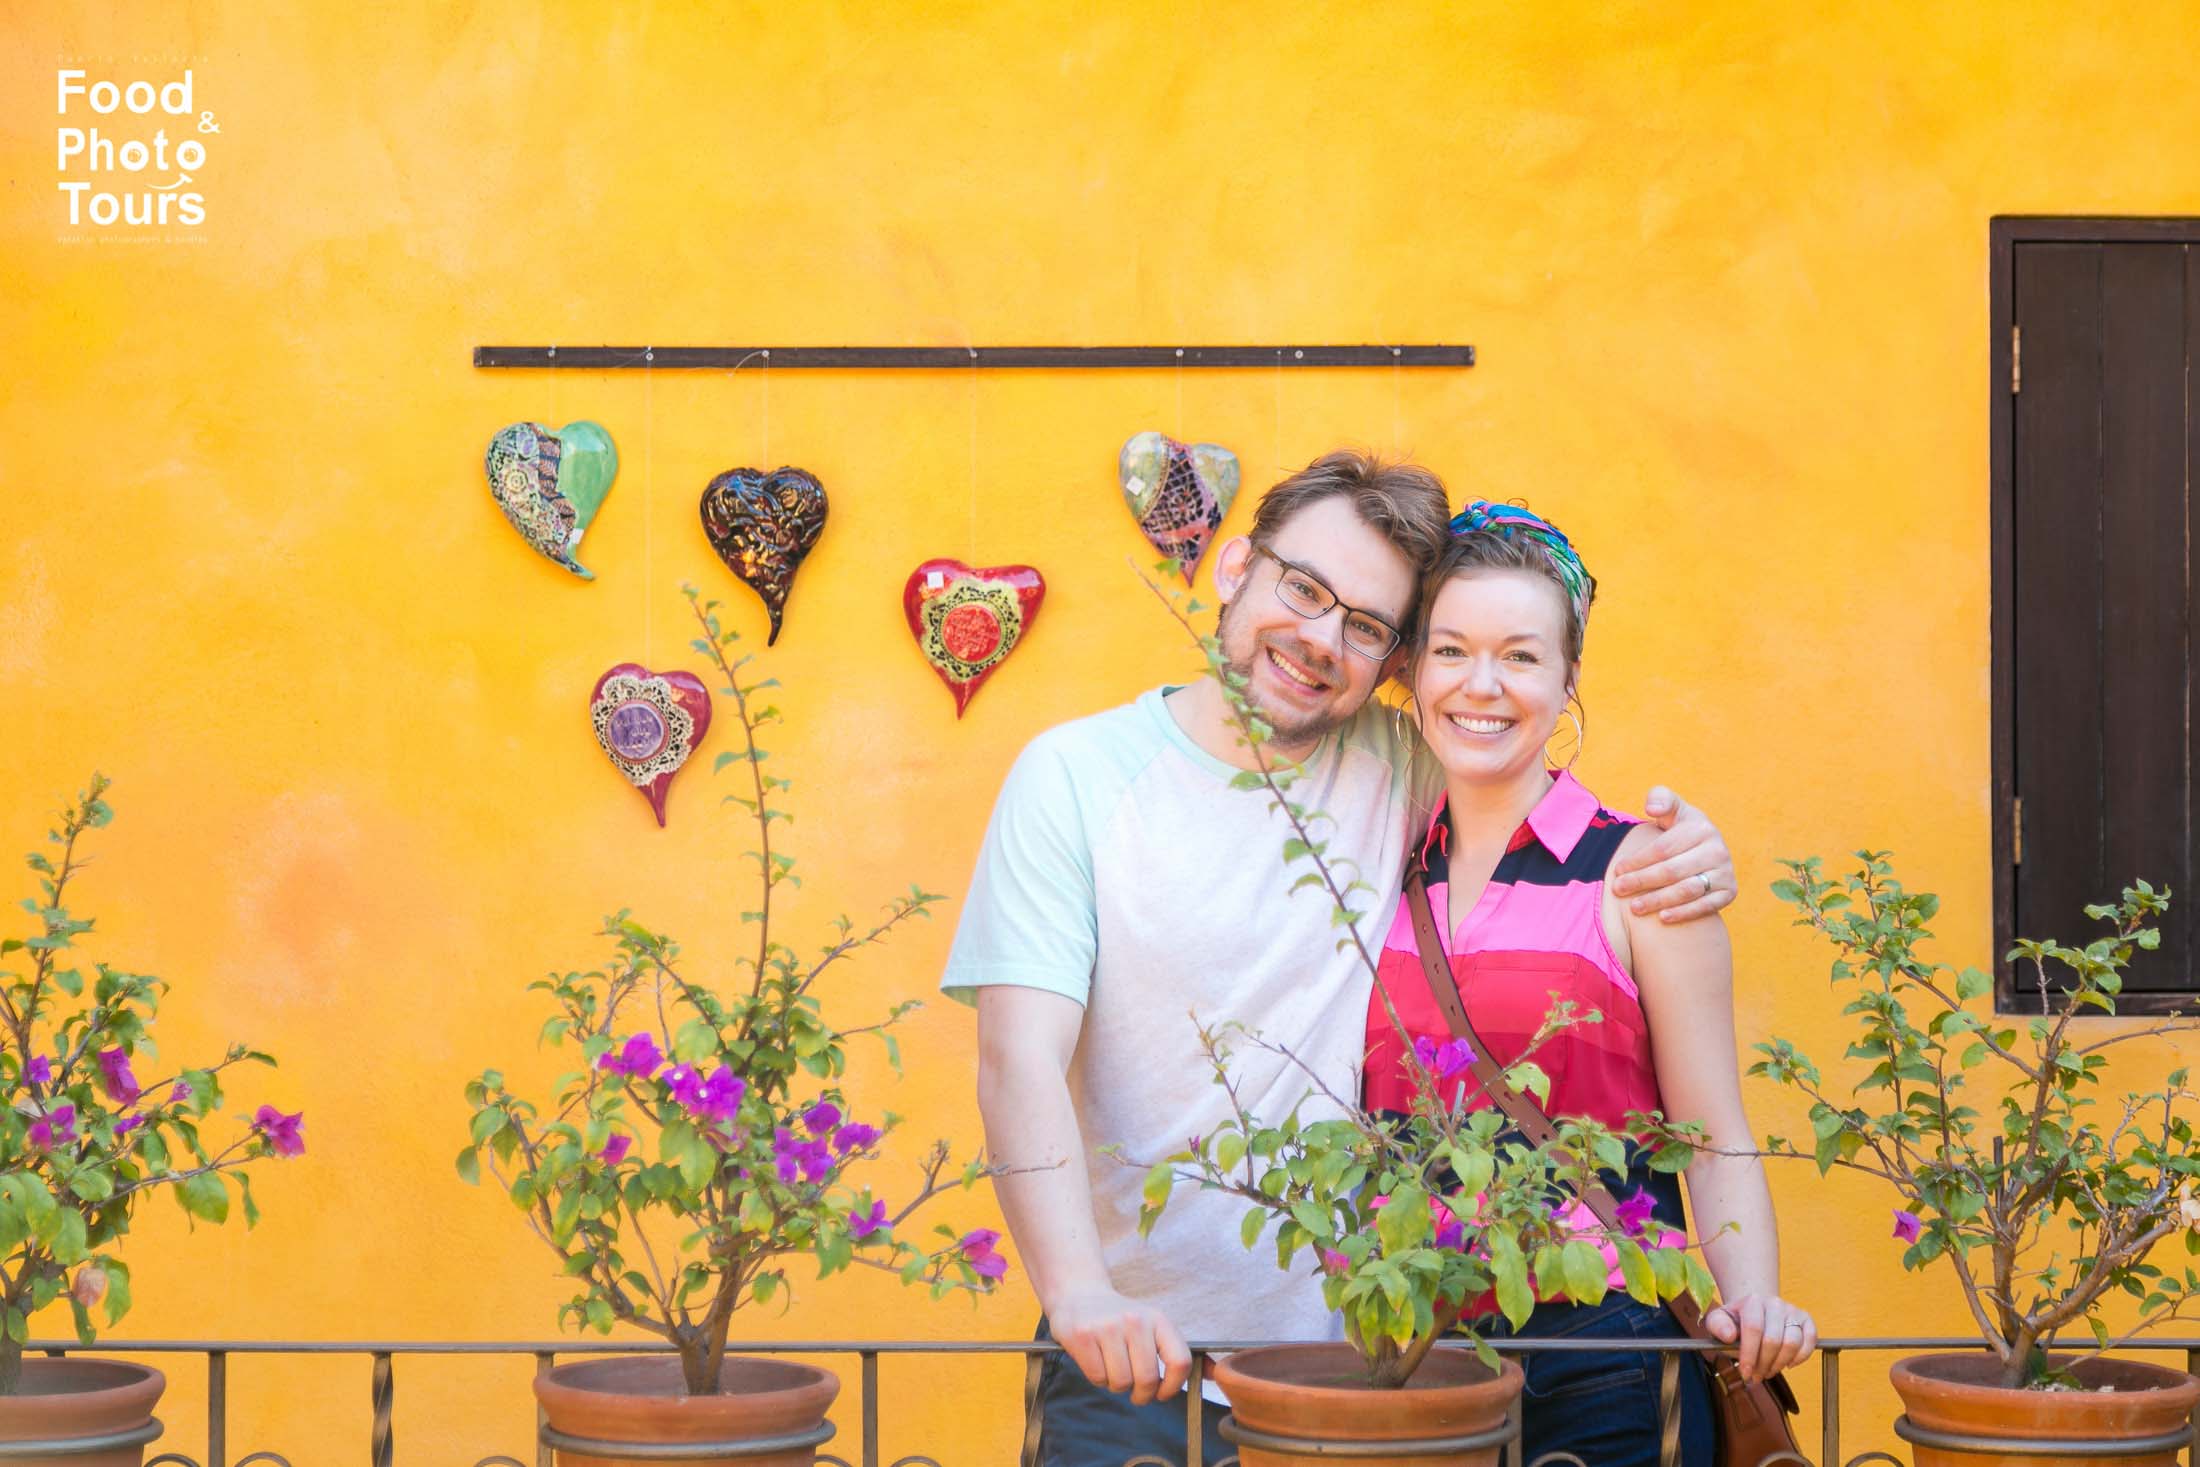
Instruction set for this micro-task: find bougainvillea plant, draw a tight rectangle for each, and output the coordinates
[1128,577,1703,1388]
[1758,855,2200,1388]
[460,588,1005,1397]
[0,776,300,1394]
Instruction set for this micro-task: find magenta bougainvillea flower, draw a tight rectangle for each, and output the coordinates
[27,1104,76,1151]
[695,1067,746,1123]
[1892,1208,1923,1244]
[23,1055,51,1087]
[1613,1188,1657,1239]
[957,1228,1008,1280]
[112,1115,146,1140]
[831,1122,881,1157]
[1432,1202,1467,1252]
[770,1126,834,1184]
[598,1033,664,1080]
[1317,1246,1351,1277]
[599,1133,632,1166]
[96,1048,141,1105]
[1412,1035,1477,1081]
[847,1197,890,1240]
[660,1063,704,1110]
[253,1105,305,1158]
[170,1080,192,1104]
[802,1100,840,1136]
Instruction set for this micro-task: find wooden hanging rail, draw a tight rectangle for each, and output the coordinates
[472,344,1474,370]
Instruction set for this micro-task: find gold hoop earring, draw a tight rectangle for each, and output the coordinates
[1546,695,1587,773]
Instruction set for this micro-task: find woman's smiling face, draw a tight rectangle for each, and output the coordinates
[1412,567,1576,785]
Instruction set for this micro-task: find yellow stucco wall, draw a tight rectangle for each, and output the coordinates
[6,1,2200,1458]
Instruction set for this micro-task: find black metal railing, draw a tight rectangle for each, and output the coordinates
[11,1335,2200,1467]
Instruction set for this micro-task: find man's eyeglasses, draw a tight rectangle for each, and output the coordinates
[1249,548,1403,659]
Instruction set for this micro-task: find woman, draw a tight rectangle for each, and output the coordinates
[1361,501,1814,1466]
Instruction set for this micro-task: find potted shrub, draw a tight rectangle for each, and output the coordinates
[1130,587,1704,1467]
[459,589,1006,1467]
[1759,855,2200,1465]
[0,776,302,1466]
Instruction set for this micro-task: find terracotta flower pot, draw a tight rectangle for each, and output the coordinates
[1209,1343,1523,1467]
[533,1355,840,1467]
[1891,1351,2200,1467]
[0,1358,165,1467]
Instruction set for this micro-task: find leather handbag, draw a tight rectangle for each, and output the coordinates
[1402,873,1802,1467]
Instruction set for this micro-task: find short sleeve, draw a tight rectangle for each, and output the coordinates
[939,735,1101,1007]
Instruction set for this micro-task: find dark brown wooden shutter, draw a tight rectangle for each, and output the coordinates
[1994,220,2199,1011]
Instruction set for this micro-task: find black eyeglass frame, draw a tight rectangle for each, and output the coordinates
[1246,546,1406,659]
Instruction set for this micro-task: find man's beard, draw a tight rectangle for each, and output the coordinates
[1215,596,1355,750]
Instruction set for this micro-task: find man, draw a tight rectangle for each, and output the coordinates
[941,453,1734,1464]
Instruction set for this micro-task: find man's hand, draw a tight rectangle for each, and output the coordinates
[1047,1286,1193,1404]
[1608,786,1734,922]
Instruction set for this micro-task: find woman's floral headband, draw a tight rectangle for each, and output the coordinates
[1448,499,1592,644]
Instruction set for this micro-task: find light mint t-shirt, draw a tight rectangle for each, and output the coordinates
[943,686,1433,1344]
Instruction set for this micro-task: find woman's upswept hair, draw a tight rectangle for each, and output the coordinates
[1413,501,1597,665]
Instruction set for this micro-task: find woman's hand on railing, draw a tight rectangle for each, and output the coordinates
[1705,1293,1818,1381]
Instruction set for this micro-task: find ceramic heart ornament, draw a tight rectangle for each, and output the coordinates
[904,559,1045,717]
[589,664,713,827]
[486,421,619,579]
[1120,431,1240,583]
[700,466,829,645]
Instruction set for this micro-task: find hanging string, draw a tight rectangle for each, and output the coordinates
[967,347,979,559]
[1174,348,1184,440]
[721,349,770,464]
[1393,348,1403,457]
[642,346,655,662]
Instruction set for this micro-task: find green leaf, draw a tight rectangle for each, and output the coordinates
[551,1186,583,1242]
[1488,1231,1533,1327]
[1507,1062,1552,1106]
[1559,1239,1609,1305]
[1446,1145,1494,1197]
[1614,1238,1657,1304]
[1141,1162,1174,1211]
[178,1172,229,1224]
[1682,1253,1718,1309]
[455,1147,482,1185]
[1955,967,1991,1002]
[65,1167,113,1204]
[1290,1199,1335,1243]
[53,1208,88,1266]
[1240,1208,1267,1251]
[102,1259,132,1324]
[1215,1132,1247,1173]
[1375,1186,1430,1255]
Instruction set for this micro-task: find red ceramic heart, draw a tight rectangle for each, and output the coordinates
[589,664,714,826]
[903,559,1046,717]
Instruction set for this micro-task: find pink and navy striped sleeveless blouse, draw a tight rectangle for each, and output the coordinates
[1364,770,1686,1245]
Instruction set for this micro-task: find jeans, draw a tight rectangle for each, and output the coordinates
[1028,1318,1231,1467]
[1487,1295,1716,1467]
